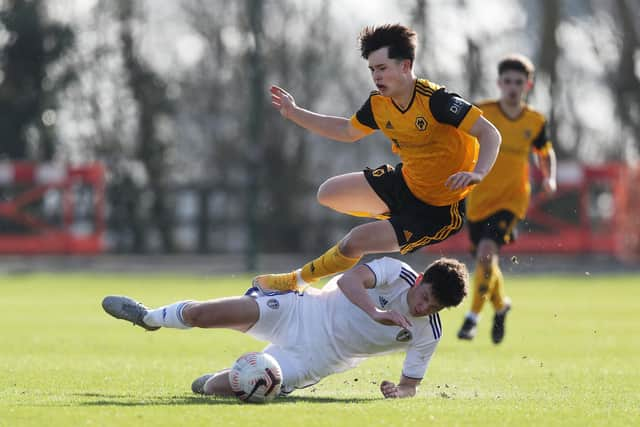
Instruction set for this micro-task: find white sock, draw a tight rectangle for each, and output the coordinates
[294,269,307,287]
[466,312,479,323]
[143,301,192,329]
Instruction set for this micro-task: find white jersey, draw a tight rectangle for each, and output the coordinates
[247,257,442,388]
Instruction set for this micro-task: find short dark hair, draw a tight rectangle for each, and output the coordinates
[358,24,417,64]
[422,258,468,308]
[498,54,535,79]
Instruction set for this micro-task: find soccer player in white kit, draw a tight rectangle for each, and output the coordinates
[102,256,468,399]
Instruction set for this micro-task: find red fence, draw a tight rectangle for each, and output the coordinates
[427,162,640,262]
[0,162,105,254]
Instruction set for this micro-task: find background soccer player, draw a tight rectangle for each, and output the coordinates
[102,256,468,399]
[457,54,557,344]
[255,24,501,292]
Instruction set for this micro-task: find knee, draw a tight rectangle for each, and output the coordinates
[317,179,336,208]
[476,241,498,269]
[339,231,365,258]
[182,302,209,328]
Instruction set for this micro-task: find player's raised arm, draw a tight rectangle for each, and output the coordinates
[379,376,421,399]
[337,265,412,329]
[270,85,368,143]
[445,115,501,190]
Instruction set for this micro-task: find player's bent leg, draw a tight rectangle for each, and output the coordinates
[253,239,364,291]
[338,220,400,258]
[475,239,499,302]
[102,295,259,332]
[491,297,512,344]
[182,296,259,332]
[489,261,508,312]
[253,220,399,291]
[317,172,390,217]
[458,239,499,340]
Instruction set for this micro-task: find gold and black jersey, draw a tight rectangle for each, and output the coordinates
[349,79,482,207]
[466,100,552,221]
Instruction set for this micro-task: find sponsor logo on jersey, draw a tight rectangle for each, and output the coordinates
[267,299,280,309]
[379,295,389,307]
[415,116,427,131]
[396,328,413,342]
[448,97,467,115]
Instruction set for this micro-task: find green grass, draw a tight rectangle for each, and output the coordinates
[1,272,639,426]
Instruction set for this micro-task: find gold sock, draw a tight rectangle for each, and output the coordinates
[470,262,493,314]
[300,243,361,283]
[346,211,390,220]
[490,261,507,311]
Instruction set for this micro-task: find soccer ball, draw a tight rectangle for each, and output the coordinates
[229,352,282,403]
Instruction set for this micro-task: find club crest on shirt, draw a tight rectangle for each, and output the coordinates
[396,329,413,342]
[267,299,280,309]
[415,116,427,131]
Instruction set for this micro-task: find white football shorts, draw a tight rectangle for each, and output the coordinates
[244,288,340,393]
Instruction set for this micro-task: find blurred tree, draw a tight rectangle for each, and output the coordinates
[410,0,432,76]
[245,0,265,270]
[613,0,640,156]
[180,0,354,257]
[537,0,565,159]
[116,0,175,252]
[0,0,74,160]
[258,0,333,253]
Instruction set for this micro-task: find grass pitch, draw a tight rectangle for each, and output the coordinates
[1,271,639,426]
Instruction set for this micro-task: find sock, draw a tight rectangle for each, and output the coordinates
[470,262,492,314]
[143,301,192,329]
[300,243,361,283]
[490,262,508,312]
[466,311,479,323]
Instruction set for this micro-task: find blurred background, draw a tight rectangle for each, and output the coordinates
[0,0,638,273]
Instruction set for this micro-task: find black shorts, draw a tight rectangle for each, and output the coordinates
[468,210,519,253]
[364,163,465,254]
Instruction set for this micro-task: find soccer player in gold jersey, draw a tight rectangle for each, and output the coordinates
[255,24,501,296]
[457,54,557,344]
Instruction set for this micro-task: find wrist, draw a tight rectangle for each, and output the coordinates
[366,306,381,317]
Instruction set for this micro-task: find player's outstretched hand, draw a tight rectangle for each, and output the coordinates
[270,85,296,119]
[445,171,483,190]
[370,309,412,329]
[380,380,400,398]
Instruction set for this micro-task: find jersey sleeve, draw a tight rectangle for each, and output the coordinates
[402,339,438,380]
[429,88,482,133]
[531,122,552,154]
[364,257,403,289]
[349,95,379,135]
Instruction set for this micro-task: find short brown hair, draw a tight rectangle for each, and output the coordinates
[498,53,536,80]
[422,258,468,308]
[498,54,535,79]
[358,24,417,64]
